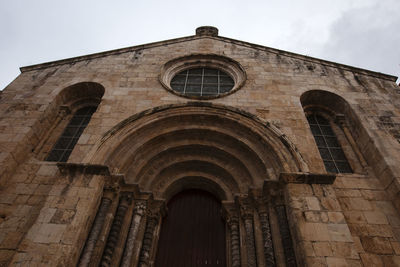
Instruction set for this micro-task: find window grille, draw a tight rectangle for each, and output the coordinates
[307,114,352,173]
[46,106,96,162]
[170,67,234,97]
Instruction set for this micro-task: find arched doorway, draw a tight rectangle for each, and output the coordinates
[155,189,226,267]
[86,103,306,266]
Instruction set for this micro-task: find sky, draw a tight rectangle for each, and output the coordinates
[0,0,399,90]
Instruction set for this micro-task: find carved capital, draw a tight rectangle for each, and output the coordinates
[134,200,147,216]
[256,197,269,215]
[120,192,134,206]
[239,197,254,220]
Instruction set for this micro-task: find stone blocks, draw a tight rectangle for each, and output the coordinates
[0,29,400,266]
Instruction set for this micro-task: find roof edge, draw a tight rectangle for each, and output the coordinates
[218,36,398,82]
[20,35,200,72]
[20,34,398,82]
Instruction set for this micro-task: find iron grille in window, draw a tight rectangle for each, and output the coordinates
[307,114,352,173]
[170,67,234,97]
[46,106,96,162]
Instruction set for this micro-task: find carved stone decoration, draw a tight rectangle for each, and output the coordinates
[120,200,147,267]
[240,201,257,267]
[78,197,112,267]
[275,205,297,267]
[227,216,241,267]
[243,214,257,267]
[100,193,132,266]
[258,209,276,266]
[137,213,159,267]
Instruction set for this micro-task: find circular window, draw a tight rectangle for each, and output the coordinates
[159,54,246,99]
[170,67,234,97]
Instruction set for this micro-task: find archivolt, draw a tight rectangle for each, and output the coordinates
[88,103,307,200]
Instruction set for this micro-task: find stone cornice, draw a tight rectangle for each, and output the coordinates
[57,162,111,176]
[280,172,336,184]
[19,35,397,82]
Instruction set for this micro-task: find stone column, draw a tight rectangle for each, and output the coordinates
[120,200,147,267]
[137,212,159,267]
[258,203,276,267]
[78,197,112,267]
[240,199,257,267]
[100,192,132,267]
[275,205,297,267]
[242,213,257,267]
[228,215,241,267]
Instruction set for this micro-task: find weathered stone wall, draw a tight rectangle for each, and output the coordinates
[1,29,400,266]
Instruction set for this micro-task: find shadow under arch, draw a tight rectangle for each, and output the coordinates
[162,176,229,202]
[87,102,308,196]
[55,81,105,110]
[301,89,352,116]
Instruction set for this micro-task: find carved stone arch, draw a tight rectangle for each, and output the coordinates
[87,103,308,187]
[148,162,241,200]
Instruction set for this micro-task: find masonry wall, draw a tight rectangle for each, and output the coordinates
[1,35,400,266]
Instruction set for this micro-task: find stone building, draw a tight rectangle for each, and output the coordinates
[0,26,400,266]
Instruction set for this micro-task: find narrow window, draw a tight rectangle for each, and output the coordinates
[307,114,352,173]
[46,106,96,162]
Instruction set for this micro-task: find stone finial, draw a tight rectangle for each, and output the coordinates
[196,26,219,37]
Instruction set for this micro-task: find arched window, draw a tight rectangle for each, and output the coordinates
[45,106,97,162]
[307,113,352,173]
[35,82,104,162]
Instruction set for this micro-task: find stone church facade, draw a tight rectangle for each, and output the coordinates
[0,26,400,266]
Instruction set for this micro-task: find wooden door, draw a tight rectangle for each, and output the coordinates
[155,189,226,267]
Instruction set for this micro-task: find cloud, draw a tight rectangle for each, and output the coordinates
[319,0,400,81]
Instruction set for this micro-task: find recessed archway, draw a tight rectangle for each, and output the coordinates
[88,103,308,199]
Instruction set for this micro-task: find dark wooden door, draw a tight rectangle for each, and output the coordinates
[155,189,226,267]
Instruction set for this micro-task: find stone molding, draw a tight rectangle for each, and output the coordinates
[159,53,247,100]
[280,172,336,184]
[57,162,111,176]
[19,29,397,82]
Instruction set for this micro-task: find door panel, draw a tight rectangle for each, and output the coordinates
[155,189,226,267]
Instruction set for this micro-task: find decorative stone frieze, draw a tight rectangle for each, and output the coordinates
[280,172,336,184]
[57,162,111,177]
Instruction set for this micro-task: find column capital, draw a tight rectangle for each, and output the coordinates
[133,200,147,215]
[238,196,255,220]
[120,191,134,206]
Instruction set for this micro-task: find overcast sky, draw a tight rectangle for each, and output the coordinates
[1,0,399,90]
